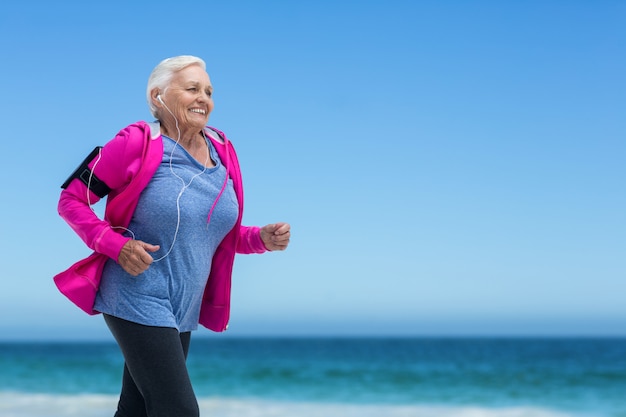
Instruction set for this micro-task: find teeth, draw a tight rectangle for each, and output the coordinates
[190,108,206,114]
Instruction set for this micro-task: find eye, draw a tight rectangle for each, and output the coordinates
[206,90,213,98]
[187,87,198,92]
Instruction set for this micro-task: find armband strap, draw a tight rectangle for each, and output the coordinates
[60,146,111,198]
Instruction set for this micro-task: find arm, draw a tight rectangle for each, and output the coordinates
[57,181,130,261]
[58,182,160,273]
[236,223,291,254]
[57,124,146,262]
[236,225,267,254]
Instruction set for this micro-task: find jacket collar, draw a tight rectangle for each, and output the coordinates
[147,121,161,140]
[147,121,225,144]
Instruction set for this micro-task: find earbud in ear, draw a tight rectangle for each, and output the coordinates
[157,94,164,104]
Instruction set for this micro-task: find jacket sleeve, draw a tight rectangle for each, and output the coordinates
[236,225,268,254]
[57,127,142,261]
[57,182,131,261]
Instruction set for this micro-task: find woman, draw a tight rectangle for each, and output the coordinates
[56,55,290,417]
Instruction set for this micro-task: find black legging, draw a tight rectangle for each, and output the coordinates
[104,314,199,417]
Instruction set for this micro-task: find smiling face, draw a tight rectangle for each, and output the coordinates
[157,64,214,132]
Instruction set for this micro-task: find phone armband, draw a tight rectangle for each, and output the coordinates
[60,146,111,198]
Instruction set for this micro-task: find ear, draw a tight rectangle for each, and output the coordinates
[151,89,161,106]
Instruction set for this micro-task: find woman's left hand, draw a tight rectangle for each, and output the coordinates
[260,222,291,251]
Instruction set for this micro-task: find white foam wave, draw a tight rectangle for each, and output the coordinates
[0,392,592,417]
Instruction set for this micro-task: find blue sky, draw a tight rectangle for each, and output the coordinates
[0,1,624,340]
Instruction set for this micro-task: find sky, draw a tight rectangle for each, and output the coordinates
[0,1,624,340]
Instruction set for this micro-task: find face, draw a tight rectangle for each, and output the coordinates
[157,64,214,131]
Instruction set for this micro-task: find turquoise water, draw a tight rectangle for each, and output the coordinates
[1,337,625,417]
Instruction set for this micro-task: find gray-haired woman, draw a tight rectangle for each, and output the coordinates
[57,55,290,416]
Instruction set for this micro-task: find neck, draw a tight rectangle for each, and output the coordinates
[161,123,205,149]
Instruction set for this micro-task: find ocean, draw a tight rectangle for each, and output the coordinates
[1,337,625,417]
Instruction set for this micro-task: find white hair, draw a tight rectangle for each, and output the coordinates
[146,55,207,119]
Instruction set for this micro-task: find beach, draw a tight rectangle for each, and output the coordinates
[1,337,625,417]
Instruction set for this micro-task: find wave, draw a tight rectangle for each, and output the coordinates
[0,392,599,417]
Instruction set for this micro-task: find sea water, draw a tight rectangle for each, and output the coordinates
[1,337,625,417]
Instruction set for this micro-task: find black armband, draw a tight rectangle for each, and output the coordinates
[60,146,111,198]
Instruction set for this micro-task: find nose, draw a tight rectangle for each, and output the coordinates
[194,95,209,107]
[197,92,214,112]
[199,90,212,101]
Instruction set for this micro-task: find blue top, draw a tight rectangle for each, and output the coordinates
[94,135,239,331]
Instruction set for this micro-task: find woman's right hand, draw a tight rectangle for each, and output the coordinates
[118,240,161,276]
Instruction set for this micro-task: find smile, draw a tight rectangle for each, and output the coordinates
[190,108,206,115]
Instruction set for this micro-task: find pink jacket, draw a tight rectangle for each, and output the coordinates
[55,121,267,332]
